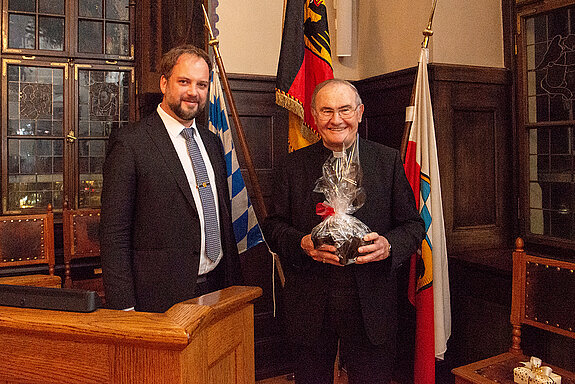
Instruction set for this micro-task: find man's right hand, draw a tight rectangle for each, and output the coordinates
[300,234,342,266]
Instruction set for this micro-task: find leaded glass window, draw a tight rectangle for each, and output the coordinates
[523,6,575,242]
[3,0,133,59]
[77,68,130,208]
[4,64,65,211]
[1,60,134,213]
[78,0,131,57]
[6,0,65,51]
[1,1,134,214]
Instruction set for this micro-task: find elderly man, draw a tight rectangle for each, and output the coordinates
[264,79,425,384]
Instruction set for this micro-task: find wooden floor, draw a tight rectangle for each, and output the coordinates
[257,371,348,384]
[257,372,401,384]
[256,361,401,384]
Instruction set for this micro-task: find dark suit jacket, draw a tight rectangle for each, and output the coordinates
[263,138,424,347]
[100,112,242,313]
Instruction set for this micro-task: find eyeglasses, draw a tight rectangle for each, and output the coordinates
[316,105,359,121]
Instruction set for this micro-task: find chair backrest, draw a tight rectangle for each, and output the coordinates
[0,205,55,275]
[62,204,101,289]
[451,239,575,384]
[509,237,575,353]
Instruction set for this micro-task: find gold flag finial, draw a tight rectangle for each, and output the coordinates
[422,0,438,48]
[201,5,221,59]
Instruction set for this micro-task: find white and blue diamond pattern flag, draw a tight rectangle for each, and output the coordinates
[208,68,264,253]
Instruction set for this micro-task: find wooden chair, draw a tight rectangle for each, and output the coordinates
[62,202,104,301]
[0,204,60,288]
[452,237,575,384]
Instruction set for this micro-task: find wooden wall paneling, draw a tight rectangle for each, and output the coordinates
[431,64,514,255]
[357,64,514,257]
[226,74,289,219]
[225,74,291,380]
[136,0,161,98]
[447,258,512,368]
[452,108,497,227]
[354,67,416,149]
[430,65,516,376]
[136,0,207,118]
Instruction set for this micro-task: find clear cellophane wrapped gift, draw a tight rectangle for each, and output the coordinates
[311,140,372,265]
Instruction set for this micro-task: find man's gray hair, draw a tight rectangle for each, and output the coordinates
[310,78,363,109]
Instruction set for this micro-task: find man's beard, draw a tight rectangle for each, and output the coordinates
[169,97,205,121]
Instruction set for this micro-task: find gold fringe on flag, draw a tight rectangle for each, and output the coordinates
[275,89,305,119]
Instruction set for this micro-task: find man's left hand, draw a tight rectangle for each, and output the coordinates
[355,232,390,264]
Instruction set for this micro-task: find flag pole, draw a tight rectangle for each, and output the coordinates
[400,0,438,162]
[202,5,268,219]
[202,7,287,287]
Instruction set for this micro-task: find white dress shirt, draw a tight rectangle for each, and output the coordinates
[157,105,223,275]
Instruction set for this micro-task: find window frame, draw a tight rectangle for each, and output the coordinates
[0,0,135,215]
[1,58,70,214]
[2,0,134,61]
[516,0,575,250]
[69,62,135,210]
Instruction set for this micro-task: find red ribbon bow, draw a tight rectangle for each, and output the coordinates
[316,202,335,220]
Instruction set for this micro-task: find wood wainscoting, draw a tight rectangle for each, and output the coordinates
[355,63,515,256]
[223,73,292,380]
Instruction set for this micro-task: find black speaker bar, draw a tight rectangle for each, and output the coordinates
[0,284,100,313]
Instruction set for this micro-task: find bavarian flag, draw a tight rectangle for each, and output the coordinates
[404,47,451,384]
[208,68,265,254]
[276,0,334,152]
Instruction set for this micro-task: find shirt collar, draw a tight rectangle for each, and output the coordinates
[327,134,361,157]
[156,104,197,139]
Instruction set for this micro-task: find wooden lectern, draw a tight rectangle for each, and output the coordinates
[0,285,261,383]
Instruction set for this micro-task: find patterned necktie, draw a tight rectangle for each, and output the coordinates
[181,128,221,262]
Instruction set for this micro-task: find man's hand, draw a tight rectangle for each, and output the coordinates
[301,234,342,266]
[355,232,390,264]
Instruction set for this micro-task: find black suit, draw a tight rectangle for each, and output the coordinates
[100,112,242,313]
[263,138,424,382]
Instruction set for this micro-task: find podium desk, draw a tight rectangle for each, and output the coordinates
[0,274,61,288]
[0,285,262,384]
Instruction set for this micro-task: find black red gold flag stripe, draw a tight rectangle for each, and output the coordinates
[275,0,334,151]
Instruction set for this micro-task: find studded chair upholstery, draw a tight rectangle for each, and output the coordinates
[62,202,104,302]
[452,238,575,384]
[0,205,59,288]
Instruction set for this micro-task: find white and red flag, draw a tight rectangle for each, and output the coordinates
[403,47,451,384]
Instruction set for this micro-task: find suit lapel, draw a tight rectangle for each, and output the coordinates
[358,138,376,193]
[197,127,224,180]
[143,112,197,211]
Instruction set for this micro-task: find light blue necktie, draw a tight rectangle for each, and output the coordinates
[181,128,221,262]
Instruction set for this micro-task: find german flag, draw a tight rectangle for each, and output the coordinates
[276,0,334,152]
